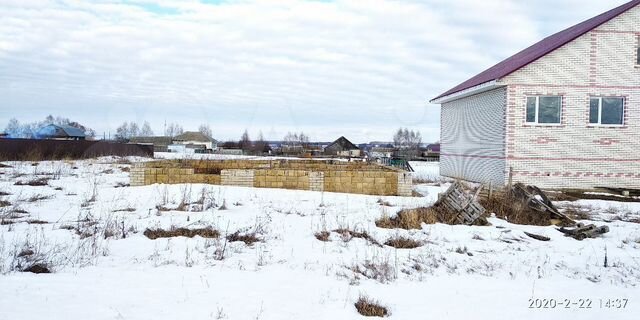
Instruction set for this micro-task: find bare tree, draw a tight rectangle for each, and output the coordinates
[128,122,139,138]
[198,123,212,138]
[115,122,130,141]
[283,131,310,147]
[4,118,20,136]
[239,129,252,151]
[164,123,184,137]
[140,121,154,136]
[393,127,422,157]
[253,131,269,154]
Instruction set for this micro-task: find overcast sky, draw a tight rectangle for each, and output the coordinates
[0,0,629,142]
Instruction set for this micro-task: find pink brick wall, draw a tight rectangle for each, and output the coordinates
[501,5,640,188]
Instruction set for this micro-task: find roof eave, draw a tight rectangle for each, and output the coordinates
[430,80,504,104]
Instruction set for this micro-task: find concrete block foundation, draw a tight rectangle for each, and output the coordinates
[130,159,412,196]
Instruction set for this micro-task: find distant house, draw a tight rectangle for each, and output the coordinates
[37,124,85,140]
[129,136,173,152]
[430,0,640,188]
[423,143,440,159]
[324,136,361,157]
[173,131,217,151]
[369,147,395,159]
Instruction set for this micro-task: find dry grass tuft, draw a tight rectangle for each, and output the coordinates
[479,193,559,226]
[315,231,330,242]
[23,264,51,274]
[0,200,11,207]
[114,182,129,188]
[334,228,381,246]
[143,227,220,239]
[26,194,53,202]
[15,178,50,186]
[355,295,389,317]
[112,207,136,213]
[376,206,456,229]
[384,236,422,249]
[350,259,396,283]
[226,231,260,245]
[26,219,48,224]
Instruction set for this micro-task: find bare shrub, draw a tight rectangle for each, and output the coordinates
[26,194,53,202]
[0,200,10,207]
[384,236,422,249]
[315,231,330,242]
[26,219,48,225]
[143,227,220,239]
[226,231,260,245]
[334,228,381,246]
[176,185,192,211]
[355,295,389,317]
[14,178,50,186]
[479,193,556,226]
[350,258,396,283]
[558,203,593,220]
[376,207,450,229]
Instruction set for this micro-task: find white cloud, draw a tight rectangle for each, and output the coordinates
[0,0,629,142]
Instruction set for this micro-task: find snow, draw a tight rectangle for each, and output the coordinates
[1,158,639,319]
[410,161,441,182]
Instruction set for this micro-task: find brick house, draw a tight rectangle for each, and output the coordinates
[430,0,640,189]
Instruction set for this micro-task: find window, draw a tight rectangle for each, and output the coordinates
[637,47,640,65]
[526,96,561,124]
[589,97,624,125]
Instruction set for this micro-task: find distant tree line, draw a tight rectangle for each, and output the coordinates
[3,115,96,139]
[393,127,422,157]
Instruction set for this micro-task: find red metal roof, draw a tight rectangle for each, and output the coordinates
[432,0,640,102]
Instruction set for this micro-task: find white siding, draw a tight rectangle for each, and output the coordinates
[440,87,506,186]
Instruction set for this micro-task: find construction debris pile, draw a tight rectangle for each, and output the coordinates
[430,182,610,240]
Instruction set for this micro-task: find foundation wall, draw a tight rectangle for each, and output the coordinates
[130,160,412,196]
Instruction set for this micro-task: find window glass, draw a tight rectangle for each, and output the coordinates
[589,98,599,124]
[538,96,561,123]
[526,97,536,123]
[601,98,623,125]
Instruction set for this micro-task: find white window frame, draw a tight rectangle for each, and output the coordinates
[589,97,624,126]
[525,96,562,125]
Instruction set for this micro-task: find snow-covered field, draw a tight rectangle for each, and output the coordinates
[1,157,639,319]
[409,161,440,182]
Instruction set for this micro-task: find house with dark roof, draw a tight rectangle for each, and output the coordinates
[430,0,640,189]
[324,136,361,157]
[129,136,173,152]
[172,132,217,150]
[37,124,86,140]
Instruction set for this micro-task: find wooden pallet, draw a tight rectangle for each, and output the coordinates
[435,181,485,225]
